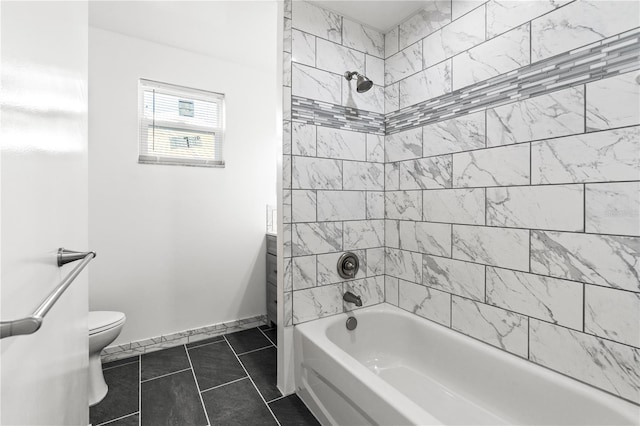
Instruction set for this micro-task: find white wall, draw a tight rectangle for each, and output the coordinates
[88,26,278,344]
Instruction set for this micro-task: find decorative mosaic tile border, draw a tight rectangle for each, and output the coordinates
[291,96,385,135]
[101,314,267,362]
[290,29,639,137]
[386,28,640,134]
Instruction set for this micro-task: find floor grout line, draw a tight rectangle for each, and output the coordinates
[185,344,212,426]
[257,327,277,347]
[224,335,282,426]
[96,411,140,426]
[185,338,226,350]
[235,344,275,357]
[139,367,193,383]
[200,376,250,394]
[266,394,287,404]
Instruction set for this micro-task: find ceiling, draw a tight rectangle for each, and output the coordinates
[309,0,430,33]
[89,1,277,70]
[89,1,429,67]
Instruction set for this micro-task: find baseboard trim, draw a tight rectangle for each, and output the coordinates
[101,314,268,362]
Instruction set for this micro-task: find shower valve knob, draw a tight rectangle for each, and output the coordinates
[338,252,360,279]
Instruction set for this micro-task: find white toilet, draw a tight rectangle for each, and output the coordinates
[88,311,126,406]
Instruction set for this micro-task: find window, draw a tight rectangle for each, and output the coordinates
[138,79,225,167]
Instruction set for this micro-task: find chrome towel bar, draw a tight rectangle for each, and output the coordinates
[0,248,96,339]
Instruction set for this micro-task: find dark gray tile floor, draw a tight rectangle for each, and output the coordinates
[90,325,319,426]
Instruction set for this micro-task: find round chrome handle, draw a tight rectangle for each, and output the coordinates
[337,252,360,279]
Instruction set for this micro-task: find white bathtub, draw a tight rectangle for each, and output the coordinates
[294,303,639,426]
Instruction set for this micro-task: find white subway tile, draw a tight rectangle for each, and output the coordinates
[530,320,640,404]
[344,220,384,250]
[487,0,569,38]
[292,1,341,43]
[586,182,640,237]
[399,221,452,257]
[366,191,385,219]
[423,6,485,68]
[586,72,640,131]
[399,156,452,190]
[487,267,583,330]
[399,1,452,49]
[343,161,384,191]
[385,127,422,162]
[291,122,316,157]
[385,43,422,85]
[317,126,366,161]
[487,185,584,232]
[424,255,485,301]
[453,144,530,188]
[293,222,342,255]
[400,280,451,326]
[317,191,366,221]
[293,283,343,324]
[452,296,528,357]
[291,255,317,290]
[399,60,452,108]
[385,275,399,305]
[532,0,640,62]
[453,225,530,271]
[292,156,342,190]
[366,134,384,163]
[291,190,316,223]
[316,38,364,75]
[423,188,485,225]
[292,29,315,67]
[292,63,341,104]
[385,191,422,220]
[384,27,399,58]
[531,126,640,184]
[342,18,384,58]
[531,231,640,292]
[585,285,640,348]
[487,86,584,147]
[453,23,529,90]
[386,248,423,283]
[423,110,486,157]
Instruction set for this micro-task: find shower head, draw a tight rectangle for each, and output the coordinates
[344,71,373,93]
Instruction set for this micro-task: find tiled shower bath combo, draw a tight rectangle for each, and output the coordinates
[281,0,640,409]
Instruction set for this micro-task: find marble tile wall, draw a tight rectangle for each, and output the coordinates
[283,0,387,330]
[382,0,640,404]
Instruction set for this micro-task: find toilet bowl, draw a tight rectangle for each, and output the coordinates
[89,311,126,406]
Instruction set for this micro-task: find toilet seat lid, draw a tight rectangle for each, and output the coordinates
[89,311,126,335]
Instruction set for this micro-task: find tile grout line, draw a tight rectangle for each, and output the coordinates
[184,344,212,426]
[266,394,287,404]
[236,344,276,357]
[140,367,193,383]
[96,411,140,426]
[200,376,249,394]
[224,335,282,426]
[257,327,277,347]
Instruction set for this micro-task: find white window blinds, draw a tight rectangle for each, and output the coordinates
[138,79,225,167]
